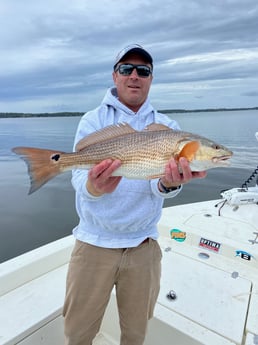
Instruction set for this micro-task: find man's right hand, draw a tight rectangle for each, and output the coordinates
[86,159,122,197]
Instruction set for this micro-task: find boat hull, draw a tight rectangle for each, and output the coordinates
[1,197,258,345]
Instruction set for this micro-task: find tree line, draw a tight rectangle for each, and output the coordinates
[0,107,257,118]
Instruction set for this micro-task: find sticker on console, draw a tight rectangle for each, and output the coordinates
[199,237,221,252]
[235,250,255,261]
[170,229,186,242]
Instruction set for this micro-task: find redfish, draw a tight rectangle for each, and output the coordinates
[12,123,232,194]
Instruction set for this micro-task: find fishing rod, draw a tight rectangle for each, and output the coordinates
[217,132,258,211]
[241,131,258,189]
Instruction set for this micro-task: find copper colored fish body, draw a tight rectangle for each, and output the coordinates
[12,123,233,194]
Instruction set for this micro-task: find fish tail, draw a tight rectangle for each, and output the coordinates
[12,147,65,194]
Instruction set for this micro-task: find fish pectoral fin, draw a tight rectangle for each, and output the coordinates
[75,123,136,151]
[177,141,200,162]
[144,123,171,132]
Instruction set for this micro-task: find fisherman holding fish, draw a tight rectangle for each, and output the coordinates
[62,44,207,345]
[13,44,232,345]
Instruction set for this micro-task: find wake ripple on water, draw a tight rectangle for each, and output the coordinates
[229,145,258,170]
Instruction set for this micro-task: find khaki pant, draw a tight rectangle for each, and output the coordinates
[63,238,162,345]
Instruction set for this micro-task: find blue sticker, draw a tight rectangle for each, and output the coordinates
[235,250,255,261]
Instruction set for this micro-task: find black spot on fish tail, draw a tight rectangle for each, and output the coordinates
[51,153,60,161]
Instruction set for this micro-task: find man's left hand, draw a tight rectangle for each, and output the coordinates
[160,157,207,188]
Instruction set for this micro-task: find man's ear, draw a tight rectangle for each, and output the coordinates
[112,71,117,84]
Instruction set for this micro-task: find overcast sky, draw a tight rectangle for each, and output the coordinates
[1,0,258,113]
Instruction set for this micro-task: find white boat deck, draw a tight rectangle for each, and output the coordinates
[93,333,118,345]
[0,193,257,345]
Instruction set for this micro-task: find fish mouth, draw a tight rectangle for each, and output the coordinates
[212,155,232,165]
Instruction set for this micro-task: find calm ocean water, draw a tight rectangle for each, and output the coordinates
[0,110,257,262]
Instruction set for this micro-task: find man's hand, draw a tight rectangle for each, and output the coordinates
[160,157,207,189]
[86,159,122,197]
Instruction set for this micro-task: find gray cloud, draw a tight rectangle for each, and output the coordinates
[0,0,258,112]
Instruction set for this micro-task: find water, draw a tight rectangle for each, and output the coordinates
[0,110,257,262]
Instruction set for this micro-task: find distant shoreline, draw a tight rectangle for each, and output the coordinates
[0,107,257,118]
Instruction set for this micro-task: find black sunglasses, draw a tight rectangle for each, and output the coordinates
[114,63,152,78]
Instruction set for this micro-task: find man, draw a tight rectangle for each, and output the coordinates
[63,44,206,345]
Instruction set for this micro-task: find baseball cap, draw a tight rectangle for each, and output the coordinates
[114,44,153,69]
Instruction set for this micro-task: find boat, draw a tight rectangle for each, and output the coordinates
[0,136,258,345]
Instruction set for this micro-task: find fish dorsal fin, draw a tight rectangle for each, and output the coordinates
[177,141,200,162]
[75,123,137,151]
[144,123,171,131]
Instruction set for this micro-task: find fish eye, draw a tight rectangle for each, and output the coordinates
[212,144,220,150]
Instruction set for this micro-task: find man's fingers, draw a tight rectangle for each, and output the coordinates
[90,159,121,180]
[178,157,193,181]
[87,159,122,196]
[101,159,121,179]
[90,159,113,179]
[161,157,207,187]
[192,171,207,179]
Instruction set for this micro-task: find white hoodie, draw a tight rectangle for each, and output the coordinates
[71,87,182,248]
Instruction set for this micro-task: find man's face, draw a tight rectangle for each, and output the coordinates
[112,54,153,112]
